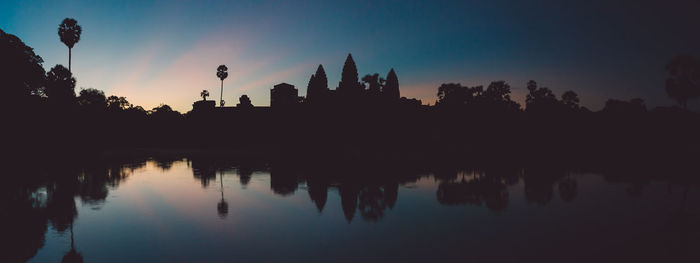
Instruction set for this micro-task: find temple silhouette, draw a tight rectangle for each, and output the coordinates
[191,53,423,114]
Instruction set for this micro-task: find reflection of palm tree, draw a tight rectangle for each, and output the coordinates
[358,186,386,221]
[216,65,228,107]
[217,172,228,219]
[61,223,83,263]
[58,18,81,73]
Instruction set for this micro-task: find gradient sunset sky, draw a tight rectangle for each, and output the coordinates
[2,0,699,112]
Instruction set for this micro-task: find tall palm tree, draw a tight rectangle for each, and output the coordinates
[58,18,82,73]
[216,65,229,107]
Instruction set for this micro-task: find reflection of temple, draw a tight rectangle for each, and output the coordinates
[191,158,218,187]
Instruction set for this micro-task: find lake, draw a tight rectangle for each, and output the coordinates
[4,157,699,263]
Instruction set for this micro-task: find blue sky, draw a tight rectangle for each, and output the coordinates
[2,0,699,112]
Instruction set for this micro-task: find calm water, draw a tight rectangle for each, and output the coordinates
[4,158,700,263]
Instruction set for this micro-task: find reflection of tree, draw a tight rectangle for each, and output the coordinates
[358,186,387,221]
[3,157,160,261]
[435,169,512,211]
[151,156,179,171]
[78,167,108,205]
[61,222,83,263]
[47,179,79,232]
[558,175,578,202]
[217,172,228,219]
[523,168,564,205]
[2,183,49,263]
[602,170,650,197]
[237,166,253,187]
[437,177,509,211]
[384,182,398,209]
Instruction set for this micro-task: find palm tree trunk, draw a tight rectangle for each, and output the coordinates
[69,48,72,73]
[220,80,223,107]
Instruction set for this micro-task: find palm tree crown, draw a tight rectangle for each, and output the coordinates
[58,18,81,48]
[216,65,228,81]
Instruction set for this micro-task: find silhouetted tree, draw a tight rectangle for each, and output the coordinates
[106,96,131,111]
[561,90,580,109]
[525,80,558,112]
[436,83,479,107]
[149,104,181,121]
[362,73,383,95]
[216,65,228,107]
[200,90,209,101]
[58,18,81,72]
[665,55,700,109]
[1,29,46,98]
[383,68,400,100]
[480,81,521,112]
[237,94,253,108]
[45,65,76,106]
[484,81,512,102]
[77,88,106,111]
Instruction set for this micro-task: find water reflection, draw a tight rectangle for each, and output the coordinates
[3,157,144,262]
[3,156,700,262]
[217,172,228,219]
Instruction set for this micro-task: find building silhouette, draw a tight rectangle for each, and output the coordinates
[191,53,413,114]
[270,83,299,108]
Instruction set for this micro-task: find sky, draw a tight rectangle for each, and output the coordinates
[1,0,699,112]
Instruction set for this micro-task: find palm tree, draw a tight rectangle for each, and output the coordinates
[58,18,82,73]
[561,90,580,109]
[216,65,228,107]
[200,90,209,101]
